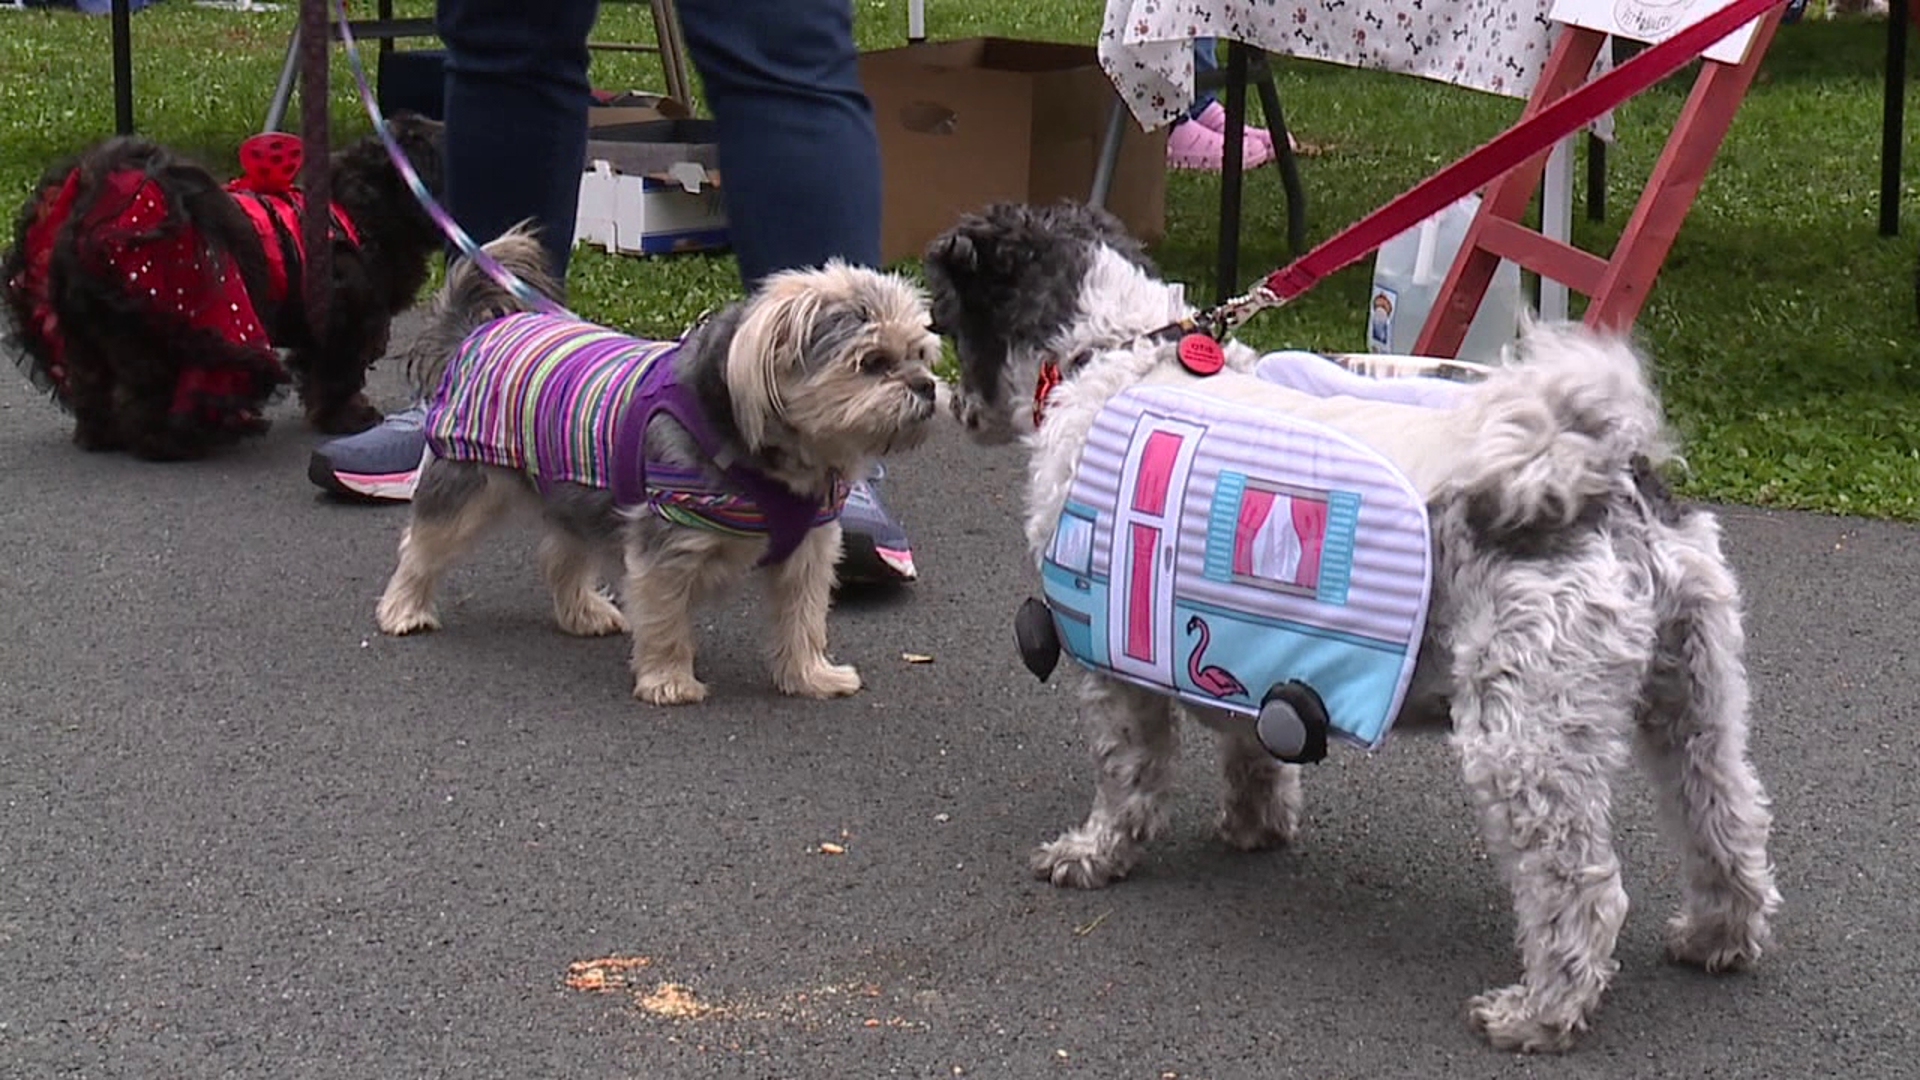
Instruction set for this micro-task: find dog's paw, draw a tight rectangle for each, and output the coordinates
[776,661,862,699]
[375,598,440,636]
[1665,908,1771,973]
[1216,807,1298,852]
[1217,778,1302,851]
[634,671,709,706]
[1029,832,1129,889]
[72,423,124,453]
[1466,985,1582,1054]
[555,593,628,637]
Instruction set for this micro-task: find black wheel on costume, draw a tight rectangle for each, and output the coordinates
[1256,680,1330,764]
[1014,597,1061,682]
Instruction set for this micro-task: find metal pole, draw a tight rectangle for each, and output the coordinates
[300,0,332,338]
[1881,0,1908,237]
[111,0,134,134]
[1251,66,1306,256]
[1586,133,1606,222]
[1216,40,1249,307]
[264,27,301,132]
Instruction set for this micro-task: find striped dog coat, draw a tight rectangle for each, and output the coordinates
[424,312,846,565]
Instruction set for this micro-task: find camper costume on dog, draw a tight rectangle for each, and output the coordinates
[423,311,846,565]
[1023,344,1485,756]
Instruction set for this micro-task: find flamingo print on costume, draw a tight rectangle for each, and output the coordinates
[1185,615,1249,700]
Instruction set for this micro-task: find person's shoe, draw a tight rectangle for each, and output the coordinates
[307,402,428,501]
[1191,99,1296,154]
[837,462,917,585]
[1167,115,1275,171]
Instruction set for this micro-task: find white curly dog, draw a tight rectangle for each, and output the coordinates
[922,201,1781,1052]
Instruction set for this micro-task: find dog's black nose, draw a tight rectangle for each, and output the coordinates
[909,375,937,403]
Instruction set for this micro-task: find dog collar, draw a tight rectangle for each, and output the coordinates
[1031,358,1065,428]
[609,347,842,567]
[1030,326,1223,428]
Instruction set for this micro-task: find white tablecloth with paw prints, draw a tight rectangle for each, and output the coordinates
[1099,0,1608,131]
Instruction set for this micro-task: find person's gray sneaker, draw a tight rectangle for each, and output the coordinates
[307,403,429,501]
[838,462,917,584]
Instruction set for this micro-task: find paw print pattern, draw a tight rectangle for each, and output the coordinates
[1099,0,1608,131]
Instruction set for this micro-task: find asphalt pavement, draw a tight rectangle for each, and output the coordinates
[3,337,1919,1080]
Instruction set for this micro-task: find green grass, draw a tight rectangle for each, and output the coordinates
[3,3,1918,516]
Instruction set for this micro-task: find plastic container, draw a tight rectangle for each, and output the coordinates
[1366,193,1522,365]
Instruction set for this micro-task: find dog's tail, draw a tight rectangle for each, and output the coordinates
[402,222,562,394]
[1450,320,1673,537]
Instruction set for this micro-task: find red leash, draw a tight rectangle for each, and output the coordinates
[1193,0,1786,332]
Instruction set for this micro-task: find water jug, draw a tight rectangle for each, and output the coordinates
[1366,193,1522,365]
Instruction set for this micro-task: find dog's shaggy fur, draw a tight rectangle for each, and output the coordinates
[924,201,1780,1052]
[1,116,444,458]
[376,228,942,704]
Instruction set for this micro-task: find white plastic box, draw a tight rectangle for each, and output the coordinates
[1366,193,1522,366]
[573,159,728,256]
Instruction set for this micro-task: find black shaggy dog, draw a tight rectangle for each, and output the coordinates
[1,115,444,459]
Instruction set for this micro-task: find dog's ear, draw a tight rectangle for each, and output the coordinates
[924,222,982,280]
[724,272,828,450]
[397,113,446,150]
[931,231,976,273]
[383,113,445,197]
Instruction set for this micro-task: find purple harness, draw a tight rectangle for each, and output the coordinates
[606,336,838,567]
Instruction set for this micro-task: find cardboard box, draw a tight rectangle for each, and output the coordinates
[858,37,1167,264]
[586,91,692,131]
[582,117,720,176]
[575,159,728,256]
[576,116,727,256]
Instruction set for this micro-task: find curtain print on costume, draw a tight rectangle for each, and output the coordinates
[1231,483,1331,595]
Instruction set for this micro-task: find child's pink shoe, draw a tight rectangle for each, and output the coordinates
[1166,115,1274,171]
[1191,100,1297,154]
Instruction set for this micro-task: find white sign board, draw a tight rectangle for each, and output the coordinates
[1549,0,1764,65]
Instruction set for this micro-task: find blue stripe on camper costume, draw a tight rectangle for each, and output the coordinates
[1035,384,1432,750]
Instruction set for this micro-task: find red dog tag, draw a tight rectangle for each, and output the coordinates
[1178,333,1224,376]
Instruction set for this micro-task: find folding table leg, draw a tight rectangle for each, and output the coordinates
[1253,71,1306,256]
[265,27,301,132]
[112,0,134,134]
[1881,0,1908,237]
[1216,41,1250,305]
[299,0,332,335]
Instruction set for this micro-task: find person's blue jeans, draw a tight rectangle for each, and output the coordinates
[676,0,881,289]
[435,0,879,293]
[1186,36,1219,122]
[435,0,601,283]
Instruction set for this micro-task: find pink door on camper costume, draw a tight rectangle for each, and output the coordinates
[1109,416,1205,686]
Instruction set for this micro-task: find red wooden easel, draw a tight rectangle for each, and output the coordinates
[1414,6,1787,358]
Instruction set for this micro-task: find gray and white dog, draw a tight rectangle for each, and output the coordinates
[923,201,1780,1052]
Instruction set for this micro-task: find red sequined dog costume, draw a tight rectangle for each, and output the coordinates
[2,118,444,459]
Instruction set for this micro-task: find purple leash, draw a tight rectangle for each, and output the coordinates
[329,12,836,564]
[329,0,569,318]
